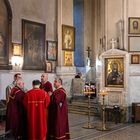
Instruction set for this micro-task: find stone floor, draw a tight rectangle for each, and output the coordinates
[0,113,140,140]
[69,113,140,140]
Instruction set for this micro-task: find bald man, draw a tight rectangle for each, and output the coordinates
[40,73,53,95]
[40,73,53,139]
[47,77,70,140]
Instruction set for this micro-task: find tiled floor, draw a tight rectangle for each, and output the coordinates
[69,113,140,140]
[0,113,140,140]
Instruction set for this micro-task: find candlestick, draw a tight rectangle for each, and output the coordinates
[96,89,110,131]
[83,91,95,129]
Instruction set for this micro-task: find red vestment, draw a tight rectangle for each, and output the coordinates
[40,81,53,134]
[40,81,53,93]
[48,87,70,140]
[23,88,50,140]
[6,86,26,139]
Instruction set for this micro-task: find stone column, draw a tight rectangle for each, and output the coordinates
[56,0,76,97]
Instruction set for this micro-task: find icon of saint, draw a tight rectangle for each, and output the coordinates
[64,29,72,49]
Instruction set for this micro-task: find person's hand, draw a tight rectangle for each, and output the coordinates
[48,91,52,96]
[59,102,63,108]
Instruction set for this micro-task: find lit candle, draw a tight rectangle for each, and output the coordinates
[100,89,108,96]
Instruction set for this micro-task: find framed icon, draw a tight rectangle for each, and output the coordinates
[62,25,75,51]
[105,58,124,88]
[64,51,73,66]
[22,19,45,70]
[12,43,22,56]
[46,40,57,61]
[131,54,139,64]
[128,36,140,52]
[45,62,52,73]
[128,17,140,34]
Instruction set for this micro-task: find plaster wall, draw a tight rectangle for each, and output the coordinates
[129,65,140,104]
[57,0,74,66]
[0,0,75,99]
[128,0,140,16]
[127,0,140,104]
[0,71,55,99]
[105,0,124,49]
[10,0,57,42]
[94,0,140,122]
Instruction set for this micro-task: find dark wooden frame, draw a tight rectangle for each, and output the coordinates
[128,36,140,52]
[46,40,57,61]
[131,54,140,64]
[105,57,124,88]
[46,61,52,73]
[22,19,46,70]
[128,17,140,34]
[62,25,75,51]
[0,0,12,69]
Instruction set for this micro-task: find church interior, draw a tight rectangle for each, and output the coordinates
[1,0,140,139]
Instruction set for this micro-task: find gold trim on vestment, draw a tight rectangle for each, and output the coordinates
[7,89,21,103]
[28,101,44,107]
[56,88,68,96]
[28,101,44,103]
[49,132,70,139]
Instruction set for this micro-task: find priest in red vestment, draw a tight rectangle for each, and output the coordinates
[40,73,53,95]
[48,77,70,140]
[6,79,26,140]
[40,73,53,139]
[23,80,50,140]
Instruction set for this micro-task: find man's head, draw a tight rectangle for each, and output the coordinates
[41,73,48,84]
[66,29,70,35]
[54,77,62,89]
[77,72,82,77]
[14,73,22,81]
[32,80,41,88]
[15,79,24,89]
[112,63,118,72]
[133,21,138,29]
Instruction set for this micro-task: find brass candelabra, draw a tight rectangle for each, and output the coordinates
[83,91,95,129]
[96,90,111,131]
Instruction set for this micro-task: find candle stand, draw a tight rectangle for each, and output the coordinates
[83,91,95,129]
[96,90,111,131]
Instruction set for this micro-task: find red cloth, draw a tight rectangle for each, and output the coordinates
[23,88,50,140]
[40,81,53,93]
[6,86,26,139]
[48,87,70,140]
[40,81,53,138]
